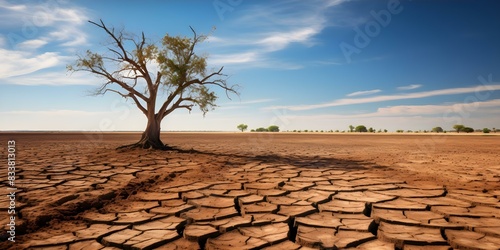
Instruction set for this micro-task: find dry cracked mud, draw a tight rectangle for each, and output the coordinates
[0,132,499,250]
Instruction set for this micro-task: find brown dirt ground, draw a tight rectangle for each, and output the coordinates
[161,132,500,191]
[0,132,498,249]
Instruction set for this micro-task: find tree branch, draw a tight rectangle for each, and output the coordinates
[102,88,127,97]
[101,88,147,115]
[81,60,150,103]
[128,92,148,115]
[89,20,148,82]
[186,67,239,99]
[163,96,195,118]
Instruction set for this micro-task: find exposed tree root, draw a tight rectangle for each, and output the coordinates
[116,142,173,151]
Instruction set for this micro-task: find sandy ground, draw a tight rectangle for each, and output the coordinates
[0,132,499,249]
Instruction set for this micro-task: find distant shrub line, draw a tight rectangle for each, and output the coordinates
[238,124,497,134]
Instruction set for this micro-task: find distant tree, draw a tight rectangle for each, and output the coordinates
[432,126,444,133]
[349,125,355,132]
[68,20,238,149]
[384,129,388,133]
[462,127,474,133]
[483,128,491,133]
[256,127,268,132]
[396,130,404,133]
[335,130,339,132]
[355,125,368,133]
[304,130,308,132]
[453,124,465,133]
[250,129,255,132]
[368,127,374,133]
[268,125,280,132]
[237,124,248,132]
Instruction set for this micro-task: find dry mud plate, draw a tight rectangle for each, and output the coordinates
[0,132,499,250]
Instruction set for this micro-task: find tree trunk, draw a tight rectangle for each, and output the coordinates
[139,117,166,149]
[118,115,169,150]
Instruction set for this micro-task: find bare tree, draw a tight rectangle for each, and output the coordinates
[68,20,238,149]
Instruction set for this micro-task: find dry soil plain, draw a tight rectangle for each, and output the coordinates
[0,132,499,250]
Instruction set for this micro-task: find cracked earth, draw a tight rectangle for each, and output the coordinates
[0,132,499,249]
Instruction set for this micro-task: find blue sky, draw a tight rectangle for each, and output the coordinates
[1,0,500,132]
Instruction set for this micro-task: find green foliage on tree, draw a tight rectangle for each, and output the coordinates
[432,126,444,133]
[255,127,268,132]
[453,124,465,133]
[483,128,491,133]
[462,127,474,133]
[355,125,368,133]
[237,124,248,132]
[368,127,374,133]
[268,125,280,132]
[349,125,354,132]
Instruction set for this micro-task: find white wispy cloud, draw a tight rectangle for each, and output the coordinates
[0,49,62,78]
[265,84,500,111]
[256,27,320,52]
[376,99,500,116]
[1,110,109,116]
[236,99,276,105]
[207,0,349,69]
[17,39,49,50]
[311,60,343,66]
[210,52,259,65]
[218,98,276,110]
[346,89,381,97]
[284,99,500,120]
[0,1,89,47]
[0,1,89,85]
[397,84,422,90]
[3,71,99,86]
